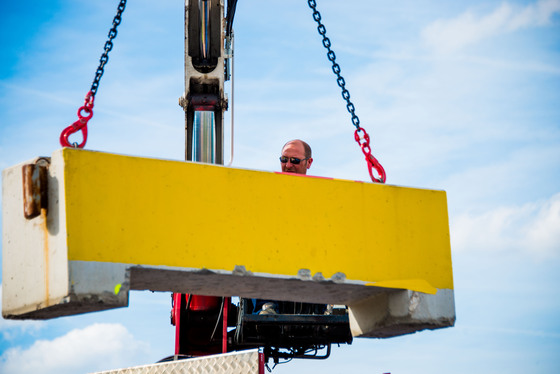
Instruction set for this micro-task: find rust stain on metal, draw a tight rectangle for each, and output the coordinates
[22,158,49,219]
[22,164,38,218]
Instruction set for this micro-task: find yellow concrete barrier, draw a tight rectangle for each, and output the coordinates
[63,148,452,291]
[2,148,455,337]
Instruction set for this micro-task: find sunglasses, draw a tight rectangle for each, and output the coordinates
[279,156,309,164]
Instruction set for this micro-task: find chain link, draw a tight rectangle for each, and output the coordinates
[90,0,127,96]
[307,0,360,129]
[307,0,386,183]
[60,0,127,148]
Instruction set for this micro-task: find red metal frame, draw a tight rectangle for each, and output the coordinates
[172,293,229,356]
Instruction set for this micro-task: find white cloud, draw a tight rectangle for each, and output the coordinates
[525,194,560,254]
[422,0,560,54]
[451,192,560,258]
[0,323,150,374]
[0,317,43,343]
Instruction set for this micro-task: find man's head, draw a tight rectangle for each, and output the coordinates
[280,139,313,174]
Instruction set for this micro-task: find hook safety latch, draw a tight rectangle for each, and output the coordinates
[354,127,386,183]
[60,92,94,148]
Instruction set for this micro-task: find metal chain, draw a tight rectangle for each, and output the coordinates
[307,0,359,129]
[307,0,386,183]
[90,0,127,96]
[60,0,127,148]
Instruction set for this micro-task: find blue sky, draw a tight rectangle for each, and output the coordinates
[1,0,559,373]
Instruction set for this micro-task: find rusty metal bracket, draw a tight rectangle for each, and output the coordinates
[22,158,50,219]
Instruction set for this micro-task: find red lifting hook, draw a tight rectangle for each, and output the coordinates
[354,127,386,184]
[60,92,94,148]
[366,153,386,184]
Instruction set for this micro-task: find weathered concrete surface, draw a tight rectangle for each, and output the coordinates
[348,289,456,338]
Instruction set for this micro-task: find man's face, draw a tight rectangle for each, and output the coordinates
[280,141,312,174]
